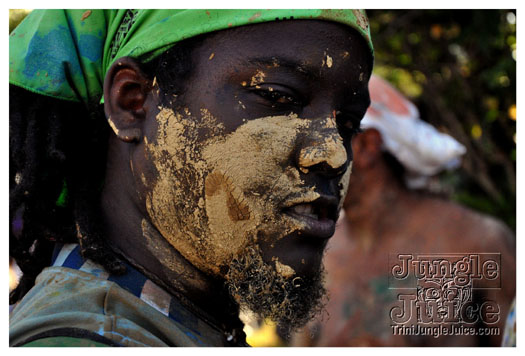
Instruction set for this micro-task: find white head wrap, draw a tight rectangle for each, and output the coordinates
[361,75,466,187]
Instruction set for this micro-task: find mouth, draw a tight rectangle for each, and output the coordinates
[283,195,340,239]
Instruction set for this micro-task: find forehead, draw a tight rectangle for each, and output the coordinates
[189,20,371,100]
[206,20,368,63]
[205,20,367,50]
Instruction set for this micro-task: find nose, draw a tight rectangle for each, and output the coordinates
[297,119,348,177]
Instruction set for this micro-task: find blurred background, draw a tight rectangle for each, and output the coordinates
[368,9,516,232]
[9,9,516,346]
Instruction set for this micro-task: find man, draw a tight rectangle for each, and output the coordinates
[293,76,516,347]
[9,10,373,346]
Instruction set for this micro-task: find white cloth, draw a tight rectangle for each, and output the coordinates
[362,75,466,177]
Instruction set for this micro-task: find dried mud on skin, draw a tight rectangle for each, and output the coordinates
[144,106,351,278]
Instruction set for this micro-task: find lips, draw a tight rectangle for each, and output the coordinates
[283,195,340,239]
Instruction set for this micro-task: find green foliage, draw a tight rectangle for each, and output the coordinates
[368,10,516,230]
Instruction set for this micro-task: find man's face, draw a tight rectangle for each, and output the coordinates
[138,20,371,328]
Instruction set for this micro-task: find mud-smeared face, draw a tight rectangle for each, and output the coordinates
[138,20,371,328]
[145,110,351,272]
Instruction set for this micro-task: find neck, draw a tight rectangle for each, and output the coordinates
[100,137,242,334]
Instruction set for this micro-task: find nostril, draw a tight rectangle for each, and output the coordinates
[302,160,348,178]
[332,161,349,177]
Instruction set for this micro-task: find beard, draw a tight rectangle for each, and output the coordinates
[225,245,328,337]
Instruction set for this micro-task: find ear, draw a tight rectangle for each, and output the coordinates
[351,128,383,169]
[103,57,152,143]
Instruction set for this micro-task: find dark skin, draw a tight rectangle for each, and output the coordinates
[101,21,371,329]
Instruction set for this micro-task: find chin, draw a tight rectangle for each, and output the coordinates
[225,245,328,337]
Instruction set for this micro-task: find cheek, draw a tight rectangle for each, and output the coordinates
[202,169,256,266]
[143,110,316,276]
[201,114,313,259]
[144,107,222,274]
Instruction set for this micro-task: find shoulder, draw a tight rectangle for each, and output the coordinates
[10,266,220,347]
[10,267,160,347]
[451,203,514,249]
[420,196,514,244]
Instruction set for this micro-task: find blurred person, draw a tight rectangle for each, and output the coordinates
[292,75,516,347]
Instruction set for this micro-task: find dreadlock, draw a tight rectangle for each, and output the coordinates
[9,35,200,304]
[9,86,123,303]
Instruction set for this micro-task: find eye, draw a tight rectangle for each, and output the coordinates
[250,84,303,108]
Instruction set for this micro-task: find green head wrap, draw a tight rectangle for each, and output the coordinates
[9,9,373,105]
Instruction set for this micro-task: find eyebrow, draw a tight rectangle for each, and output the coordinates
[247,56,319,80]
